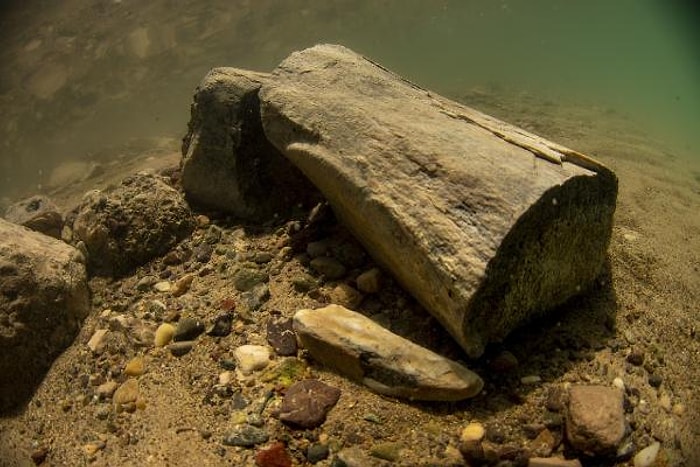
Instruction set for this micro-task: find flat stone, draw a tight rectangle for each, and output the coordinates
[278,379,341,428]
[222,424,269,447]
[232,267,268,292]
[96,381,118,399]
[87,329,109,354]
[234,345,271,375]
[566,385,625,456]
[171,274,194,297]
[168,341,194,357]
[266,317,298,356]
[293,305,483,401]
[124,356,145,376]
[528,458,583,467]
[207,312,233,337]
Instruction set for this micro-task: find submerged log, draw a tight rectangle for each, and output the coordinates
[259,45,618,358]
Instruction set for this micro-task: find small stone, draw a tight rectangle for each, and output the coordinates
[672,403,686,416]
[233,267,268,292]
[612,377,625,391]
[521,375,542,385]
[370,442,402,462]
[309,256,346,280]
[113,378,139,412]
[328,283,363,308]
[193,243,213,262]
[96,381,119,399]
[627,349,645,366]
[87,329,109,354]
[260,358,307,388]
[658,393,672,412]
[154,323,176,347]
[356,267,382,293]
[174,317,205,342]
[124,356,145,376]
[633,442,660,467]
[266,317,298,356]
[336,446,374,467]
[30,446,50,465]
[292,273,318,292]
[461,422,486,443]
[207,312,233,337]
[219,371,234,386]
[648,374,663,388]
[278,379,341,428]
[255,442,292,467]
[239,284,270,313]
[566,385,625,456]
[136,275,158,292]
[168,341,194,357]
[489,350,519,373]
[234,345,271,375]
[531,428,557,457]
[223,424,269,447]
[171,274,194,297]
[254,252,273,264]
[83,441,105,456]
[546,387,567,412]
[293,305,483,401]
[307,443,330,463]
[153,281,172,292]
[196,214,210,227]
[528,458,583,467]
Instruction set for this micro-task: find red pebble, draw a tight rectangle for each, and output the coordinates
[255,442,292,467]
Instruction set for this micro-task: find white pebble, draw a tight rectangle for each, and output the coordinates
[520,375,541,385]
[633,441,660,467]
[87,329,109,353]
[612,377,625,391]
[234,345,271,375]
[460,422,485,443]
[153,281,171,292]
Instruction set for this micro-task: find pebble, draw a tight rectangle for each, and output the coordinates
[153,281,172,292]
[633,442,660,467]
[136,275,157,291]
[255,442,292,467]
[528,458,583,467]
[124,356,145,376]
[309,256,346,280]
[278,379,341,428]
[232,267,268,292]
[328,283,363,308]
[356,267,382,293]
[612,377,625,391]
[648,373,663,388]
[171,274,194,297]
[266,317,298,356]
[260,357,307,388]
[222,424,269,447]
[96,381,118,399]
[335,446,374,467]
[174,317,205,342]
[154,323,176,347]
[566,385,625,456]
[113,378,139,412]
[627,349,645,366]
[658,393,672,412]
[168,341,194,357]
[306,240,330,258]
[672,403,686,416]
[370,442,402,461]
[292,273,317,292]
[207,312,233,337]
[461,422,486,443]
[87,329,109,354]
[234,345,271,375]
[307,443,330,463]
[520,375,542,385]
[489,350,519,373]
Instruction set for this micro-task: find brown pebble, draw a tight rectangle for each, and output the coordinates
[279,379,341,428]
[255,442,292,467]
[124,356,145,376]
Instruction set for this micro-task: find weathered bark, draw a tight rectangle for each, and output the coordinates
[259,45,617,358]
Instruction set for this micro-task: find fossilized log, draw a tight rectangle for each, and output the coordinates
[258,45,617,358]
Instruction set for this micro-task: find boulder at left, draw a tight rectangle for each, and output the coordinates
[4,194,63,239]
[72,172,195,277]
[0,218,90,413]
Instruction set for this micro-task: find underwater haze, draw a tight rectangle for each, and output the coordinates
[0,0,698,199]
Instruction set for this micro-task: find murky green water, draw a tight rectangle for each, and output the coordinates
[0,0,698,199]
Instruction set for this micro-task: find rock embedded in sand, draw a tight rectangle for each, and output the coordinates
[266,317,298,356]
[293,304,483,401]
[0,218,90,413]
[278,379,341,428]
[113,378,139,412]
[154,323,176,347]
[309,256,346,280]
[222,424,269,447]
[566,385,625,456]
[355,267,382,294]
[72,172,196,277]
[174,317,205,342]
[124,356,145,376]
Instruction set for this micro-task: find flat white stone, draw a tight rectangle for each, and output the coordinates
[234,345,271,375]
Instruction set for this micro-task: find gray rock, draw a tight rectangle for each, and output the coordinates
[207,312,233,337]
[293,305,483,401]
[260,45,618,358]
[168,341,195,357]
[72,172,195,276]
[279,379,341,428]
[3,194,63,239]
[0,218,89,413]
[307,443,330,464]
[232,267,268,292]
[181,67,319,220]
[566,385,625,456]
[173,317,205,342]
[222,424,269,447]
[309,256,346,280]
